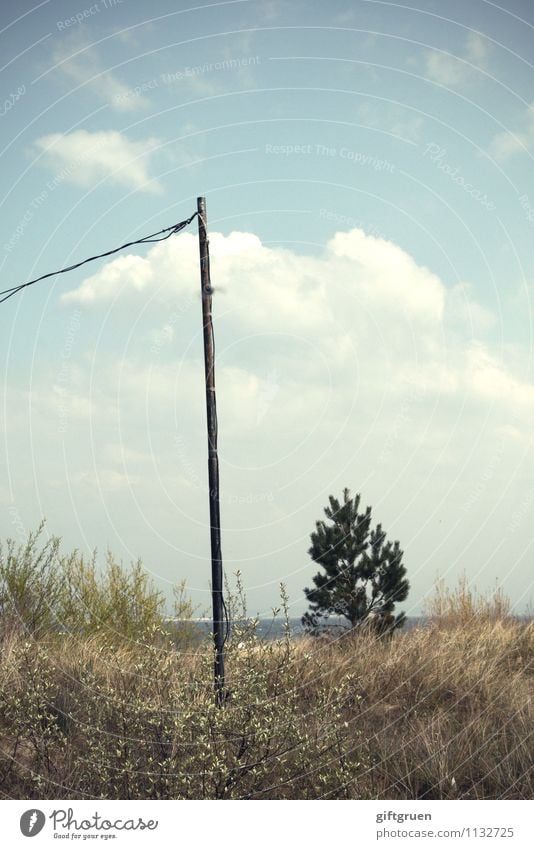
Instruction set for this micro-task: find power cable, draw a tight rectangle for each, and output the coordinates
[0,212,198,306]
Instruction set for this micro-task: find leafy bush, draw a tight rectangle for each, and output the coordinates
[0,523,64,637]
[58,551,166,640]
[0,525,192,644]
[0,617,367,799]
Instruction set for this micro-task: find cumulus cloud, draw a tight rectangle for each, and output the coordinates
[466,344,534,405]
[64,227,444,323]
[34,130,162,193]
[63,253,155,304]
[327,229,445,323]
[425,32,489,88]
[60,226,534,421]
[445,283,497,334]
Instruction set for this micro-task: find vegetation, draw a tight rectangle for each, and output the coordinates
[0,529,532,800]
[0,524,198,646]
[302,489,409,633]
[424,573,512,626]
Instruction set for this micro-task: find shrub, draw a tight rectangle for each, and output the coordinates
[0,525,195,644]
[0,619,368,799]
[58,551,166,640]
[0,523,64,637]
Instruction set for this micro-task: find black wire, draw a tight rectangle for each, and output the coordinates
[0,212,198,306]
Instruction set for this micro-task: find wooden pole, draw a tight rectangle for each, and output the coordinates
[197,196,225,706]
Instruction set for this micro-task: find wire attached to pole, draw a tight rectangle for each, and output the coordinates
[0,212,198,306]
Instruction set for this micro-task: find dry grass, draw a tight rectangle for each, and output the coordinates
[423,573,513,626]
[0,607,532,799]
[295,616,533,799]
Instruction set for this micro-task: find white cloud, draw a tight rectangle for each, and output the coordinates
[6,225,533,613]
[64,227,444,325]
[445,282,497,333]
[466,343,534,405]
[395,341,534,408]
[425,32,489,88]
[61,225,534,418]
[35,130,162,193]
[489,103,534,160]
[52,40,150,113]
[466,31,489,63]
[63,253,155,304]
[327,229,445,323]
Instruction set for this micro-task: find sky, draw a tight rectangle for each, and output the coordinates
[1,0,534,618]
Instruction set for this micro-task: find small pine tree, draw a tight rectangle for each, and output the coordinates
[302,488,409,634]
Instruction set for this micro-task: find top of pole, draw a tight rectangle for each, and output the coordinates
[197,197,211,295]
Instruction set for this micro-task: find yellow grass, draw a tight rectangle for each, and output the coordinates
[0,606,532,799]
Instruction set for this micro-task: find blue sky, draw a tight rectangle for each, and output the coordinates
[1,0,534,618]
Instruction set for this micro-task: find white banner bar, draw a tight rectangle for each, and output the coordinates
[1,800,533,848]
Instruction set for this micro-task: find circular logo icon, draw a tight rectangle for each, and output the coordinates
[20,810,46,837]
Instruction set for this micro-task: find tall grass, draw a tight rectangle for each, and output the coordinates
[0,531,532,799]
[424,573,512,626]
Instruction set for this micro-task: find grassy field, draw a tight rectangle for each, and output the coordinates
[0,531,532,799]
